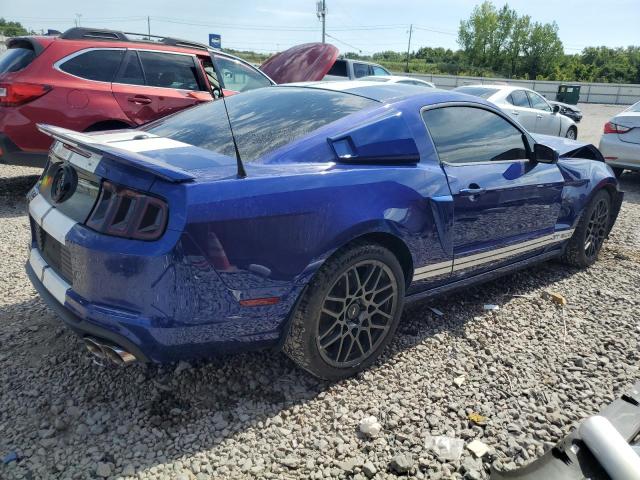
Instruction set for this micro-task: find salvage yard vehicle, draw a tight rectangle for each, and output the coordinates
[548,99,583,123]
[599,100,640,177]
[26,82,622,380]
[0,27,274,167]
[361,75,436,88]
[454,85,579,139]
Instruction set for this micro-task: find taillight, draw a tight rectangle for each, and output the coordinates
[603,122,631,134]
[0,82,52,107]
[86,181,168,241]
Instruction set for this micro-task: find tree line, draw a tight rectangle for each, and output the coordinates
[3,6,640,84]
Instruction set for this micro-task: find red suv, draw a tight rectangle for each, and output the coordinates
[0,27,275,167]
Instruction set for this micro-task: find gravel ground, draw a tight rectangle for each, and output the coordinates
[1,112,640,479]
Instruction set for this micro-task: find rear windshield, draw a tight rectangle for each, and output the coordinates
[0,47,36,74]
[627,101,640,113]
[454,86,499,99]
[144,87,376,162]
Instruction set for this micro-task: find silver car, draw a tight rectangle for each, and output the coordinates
[454,84,578,139]
[599,100,640,177]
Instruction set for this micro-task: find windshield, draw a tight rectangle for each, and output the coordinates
[144,86,377,162]
[627,101,640,113]
[454,86,500,99]
[0,47,36,74]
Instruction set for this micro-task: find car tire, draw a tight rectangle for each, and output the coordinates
[611,167,624,178]
[565,126,577,140]
[283,242,405,380]
[561,190,611,268]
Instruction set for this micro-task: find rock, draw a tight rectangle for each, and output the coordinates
[336,457,363,471]
[280,456,300,469]
[389,453,413,474]
[359,416,382,437]
[174,360,191,375]
[454,375,466,387]
[467,439,490,458]
[95,462,112,478]
[362,461,377,478]
[122,464,135,476]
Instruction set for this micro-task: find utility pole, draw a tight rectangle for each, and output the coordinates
[405,24,413,73]
[75,13,82,27]
[316,1,327,43]
[147,16,151,38]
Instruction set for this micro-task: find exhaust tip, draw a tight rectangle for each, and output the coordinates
[83,337,137,366]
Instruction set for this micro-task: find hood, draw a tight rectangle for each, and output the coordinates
[259,43,339,84]
[549,100,580,112]
[532,133,603,161]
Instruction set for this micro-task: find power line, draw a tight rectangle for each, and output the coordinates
[325,33,363,53]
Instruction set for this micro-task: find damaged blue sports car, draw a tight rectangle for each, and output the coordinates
[27,81,622,379]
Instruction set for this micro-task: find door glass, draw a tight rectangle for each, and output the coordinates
[527,91,551,112]
[212,55,271,92]
[423,106,528,164]
[371,65,388,76]
[115,51,145,86]
[138,51,202,91]
[510,90,531,108]
[353,63,370,78]
[59,49,124,82]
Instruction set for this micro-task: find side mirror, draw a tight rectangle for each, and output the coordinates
[553,104,561,114]
[533,143,559,164]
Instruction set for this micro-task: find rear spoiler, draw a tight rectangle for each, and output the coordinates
[37,124,195,183]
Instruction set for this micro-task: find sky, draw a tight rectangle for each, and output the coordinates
[4,0,638,55]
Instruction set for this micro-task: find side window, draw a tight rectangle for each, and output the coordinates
[371,65,388,76]
[510,90,531,108]
[423,106,528,164]
[138,51,202,91]
[59,49,124,82]
[115,50,145,86]
[212,55,271,93]
[353,63,370,78]
[527,91,551,112]
[326,59,348,77]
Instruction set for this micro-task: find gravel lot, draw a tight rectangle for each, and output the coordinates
[1,105,639,480]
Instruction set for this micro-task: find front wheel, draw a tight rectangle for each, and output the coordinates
[561,190,611,268]
[283,242,405,380]
[565,127,577,140]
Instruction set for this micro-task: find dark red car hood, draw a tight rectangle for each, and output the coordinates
[259,43,339,84]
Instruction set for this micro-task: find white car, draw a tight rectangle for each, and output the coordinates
[454,84,578,139]
[360,75,436,88]
[599,100,640,177]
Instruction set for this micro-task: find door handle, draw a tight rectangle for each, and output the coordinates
[460,186,486,195]
[127,96,152,105]
[511,110,519,115]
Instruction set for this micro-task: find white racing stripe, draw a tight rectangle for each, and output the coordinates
[28,248,70,305]
[413,229,575,279]
[109,137,191,152]
[30,194,78,246]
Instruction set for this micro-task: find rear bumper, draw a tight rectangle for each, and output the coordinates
[599,135,640,171]
[0,133,48,168]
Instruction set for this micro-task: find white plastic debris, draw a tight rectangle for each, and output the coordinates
[453,375,466,387]
[359,416,382,437]
[484,304,500,311]
[467,439,490,458]
[425,435,465,461]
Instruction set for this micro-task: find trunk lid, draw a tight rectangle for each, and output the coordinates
[612,112,640,145]
[259,43,339,84]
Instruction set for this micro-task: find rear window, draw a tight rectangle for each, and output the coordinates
[454,86,499,99]
[326,60,348,77]
[0,47,36,73]
[59,49,124,82]
[144,87,376,162]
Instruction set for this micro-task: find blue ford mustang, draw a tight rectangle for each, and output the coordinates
[26,82,623,379]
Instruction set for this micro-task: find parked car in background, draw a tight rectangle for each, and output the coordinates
[0,27,275,167]
[599,100,640,177]
[361,75,435,88]
[454,85,578,139]
[323,58,390,81]
[548,100,583,123]
[26,82,621,379]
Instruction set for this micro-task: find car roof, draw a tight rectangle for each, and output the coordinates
[280,81,476,105]
[458,84,528,93]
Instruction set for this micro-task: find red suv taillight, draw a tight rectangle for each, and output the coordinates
[0,83,52,107]
[603,122,631,134]
[87,181,168,241]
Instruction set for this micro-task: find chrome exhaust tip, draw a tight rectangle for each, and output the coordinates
[83,337,137,366]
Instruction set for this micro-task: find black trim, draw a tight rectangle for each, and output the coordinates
[0,134,48,168]
[26,261,149,362]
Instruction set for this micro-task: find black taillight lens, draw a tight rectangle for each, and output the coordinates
[86,181,168,240]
